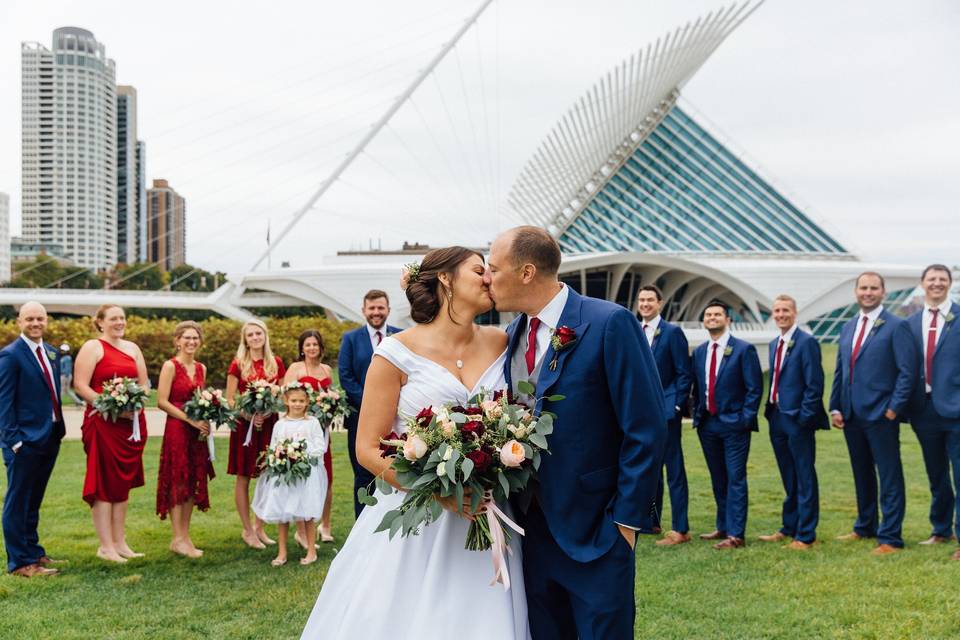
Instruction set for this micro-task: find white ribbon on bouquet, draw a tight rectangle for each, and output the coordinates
[128,408,142,442]
[207,433,216,461]
[242,414,258,447]
[485,499,525,591]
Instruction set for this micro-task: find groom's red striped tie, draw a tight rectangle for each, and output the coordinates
[36,345,63,423]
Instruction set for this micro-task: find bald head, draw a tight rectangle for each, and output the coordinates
[18,301,48,341]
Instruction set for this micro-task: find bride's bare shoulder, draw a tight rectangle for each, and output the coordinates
[477,325,508,350]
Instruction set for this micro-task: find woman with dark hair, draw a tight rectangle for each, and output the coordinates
[284,330,336,543]
[302,247,528,639]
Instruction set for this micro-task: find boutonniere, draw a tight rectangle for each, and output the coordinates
[548,326,577,371]
[723,346,733,357]
[786,340,795,352]
[871,318,885,333]
[946,312,955,324]
[654,327,662,338]
[45,347,58,361]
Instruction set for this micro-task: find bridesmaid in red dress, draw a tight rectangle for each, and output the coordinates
[155,321,215,558]
[284,329,336,545]
[225,319,285,549]
[73,304,149,564]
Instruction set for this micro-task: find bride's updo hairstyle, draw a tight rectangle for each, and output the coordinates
[406,246,483,324]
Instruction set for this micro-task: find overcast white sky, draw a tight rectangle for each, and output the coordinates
[1,0,958,275]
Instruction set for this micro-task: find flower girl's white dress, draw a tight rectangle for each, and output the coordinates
[252,416,327,523]
[300,337,529,639]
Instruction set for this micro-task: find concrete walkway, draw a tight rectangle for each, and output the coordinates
[61,407,231,440]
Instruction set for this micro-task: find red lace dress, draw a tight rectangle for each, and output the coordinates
[156,359,215,519]
[301,375,334,486]
[81,339,148,506]
[227,356,285,477]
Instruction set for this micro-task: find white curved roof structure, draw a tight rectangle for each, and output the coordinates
[509,1,763,238]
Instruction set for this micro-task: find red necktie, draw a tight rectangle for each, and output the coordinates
[926,309,939,387]
[36,345,63,423]
[375,330,383,345]
[849,315,869,384]
[771,337,786,404]
[707,343,719,415]
[525,317,541,375]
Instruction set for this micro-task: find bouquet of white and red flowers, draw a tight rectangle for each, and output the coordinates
[234,379,283,446]
[183,387,236,433]
[362,382,556,588]
[307,384,353,428]
[259,438,318,485]
[93,376,149,442]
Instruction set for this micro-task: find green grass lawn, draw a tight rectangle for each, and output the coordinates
[3,346,959,639]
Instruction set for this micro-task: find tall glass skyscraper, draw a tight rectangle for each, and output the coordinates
[117,85,143,264]
[21,27,117,271]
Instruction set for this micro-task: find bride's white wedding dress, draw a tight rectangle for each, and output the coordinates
[301,337,529,639]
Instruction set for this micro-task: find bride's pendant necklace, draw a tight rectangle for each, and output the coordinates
[456,359,464,369]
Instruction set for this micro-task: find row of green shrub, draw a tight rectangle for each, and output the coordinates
[0,315,358,387]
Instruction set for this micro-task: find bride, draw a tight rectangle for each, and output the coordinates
[301,246,529,639]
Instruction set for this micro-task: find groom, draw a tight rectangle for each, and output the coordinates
[486,226,666,640]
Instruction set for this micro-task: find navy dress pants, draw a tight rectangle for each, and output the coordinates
[345,413,374,519]
[2,441,60,572]
[697,417,751,539]
[911,399,960,539]
[842,416,905,547]
[769,409,820,543]
[652,418,689,533]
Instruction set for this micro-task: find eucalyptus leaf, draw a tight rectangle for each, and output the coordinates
[375,476,394,495]
[546,394,566,402]
[388,513,403,539]
[517,380,535,396]
[529,432,549,449]
[497,470,510,495]
[460,456,474,482]
[454,482,464,513]
[429,499,443,522]
[449,412,467,424]
[374,509,402,533]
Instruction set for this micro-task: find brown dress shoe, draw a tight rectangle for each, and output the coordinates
[786,540,812,550]
[38,555,68,566]
[758,531,787,542]
[951,548,960,561]
[656,531,692,546]
[835,532,864,542]
[918,535,955,546]
[11,563,59,577]
[713,536,745,550]
[871,544,901,556]
[699,530,726,540]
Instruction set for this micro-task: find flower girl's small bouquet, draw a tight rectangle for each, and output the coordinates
[183,387,237,435]
[93,376,149,442]
[259,438,318,486]
[234,379,284,446]
[307,384,353,428]
[363,382,557,589]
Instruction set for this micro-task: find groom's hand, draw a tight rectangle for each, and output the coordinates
[617,524,636,550]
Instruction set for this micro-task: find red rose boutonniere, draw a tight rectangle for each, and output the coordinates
[548,326,577,371]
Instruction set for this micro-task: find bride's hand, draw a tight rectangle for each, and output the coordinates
[436,493,477,520]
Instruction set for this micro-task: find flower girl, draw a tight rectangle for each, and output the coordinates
[252,384,327,566]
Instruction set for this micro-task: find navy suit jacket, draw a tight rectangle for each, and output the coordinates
[908,302,960,420]
[0,338,66,449]
[504,288,666,563]
[338,324,400,424]
[691,335,763,431]
[829,309,916,423]
[649,320,692,423]
[763,329,828,429]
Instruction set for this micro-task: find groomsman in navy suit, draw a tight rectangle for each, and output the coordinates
[830,272,916,555]
[338,290,400,517]
[691,300,763,549]
[907,264,960,558]
[636,285,694,545]
[0,302,66,577]
[758,295,828,550]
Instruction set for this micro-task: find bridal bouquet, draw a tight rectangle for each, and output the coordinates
[307,384,353,428]
[259,437,318,485]
[184,387,236,432]
[362,382,557,588]
[93,376,149,422]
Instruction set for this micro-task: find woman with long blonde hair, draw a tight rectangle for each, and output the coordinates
[225,319,285,549]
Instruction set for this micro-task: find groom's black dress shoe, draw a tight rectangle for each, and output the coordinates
[699,530,726,540]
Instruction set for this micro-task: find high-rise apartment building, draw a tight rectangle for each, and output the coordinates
[136,140,147,262]
[146,179,186,270]
[0,192,10,283]
[116,85,143,264]
[21,27,117,271]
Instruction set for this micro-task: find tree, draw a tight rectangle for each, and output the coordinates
[168,264,225,292]
[4,255,102,289]
[112,262,165,290]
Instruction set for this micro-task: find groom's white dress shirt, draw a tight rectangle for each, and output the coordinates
[524,284,569,368]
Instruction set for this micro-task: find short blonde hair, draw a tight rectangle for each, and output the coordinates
[773,294,797,310]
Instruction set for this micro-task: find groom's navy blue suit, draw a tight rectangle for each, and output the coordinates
[505,287,666,640]
[0,337,66,572]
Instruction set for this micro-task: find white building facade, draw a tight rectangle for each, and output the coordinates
[21,27,117,271]
[0,192,10,283]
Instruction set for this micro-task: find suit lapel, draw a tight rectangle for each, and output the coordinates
[694,344,707,388]
[855,310,887,359]
[934,303,960,356]
[17,338,49,388]
[357,328,374,363]
[715,339,734,381]
[533,289,585,410]
[503,315,526,391]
